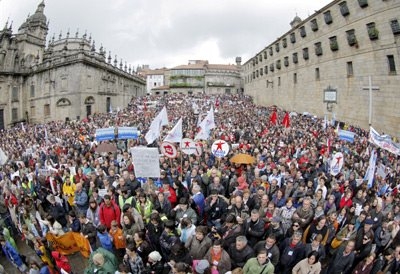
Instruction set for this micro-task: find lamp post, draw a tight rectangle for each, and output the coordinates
[324,85,337,112]
[323,86,337,127]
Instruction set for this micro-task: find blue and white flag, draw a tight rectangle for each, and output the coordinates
[117,127,139,140]
[364,149,377,188]
[338,129,355,143]
[95,127,115,141]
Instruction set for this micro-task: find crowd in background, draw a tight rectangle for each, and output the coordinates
[0,93,399,274]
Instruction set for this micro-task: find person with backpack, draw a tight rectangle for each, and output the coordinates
[99,194,121,229]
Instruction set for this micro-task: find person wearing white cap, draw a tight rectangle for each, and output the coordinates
[143,251,164,274]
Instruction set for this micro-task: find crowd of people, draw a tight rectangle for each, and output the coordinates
[0,93,399,274]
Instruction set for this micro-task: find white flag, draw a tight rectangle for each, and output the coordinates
[145,106,169,144]
[198,106,216,130]
[364,149,377,189]
[194,127,210,140]
[158,106,169,127]
[164,118,182,143]
[322,115,327,131]
[21,123,26,133]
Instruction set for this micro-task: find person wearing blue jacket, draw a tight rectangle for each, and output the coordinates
[0,236,28,272]
[97,224,113,252]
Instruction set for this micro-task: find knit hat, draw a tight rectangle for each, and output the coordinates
[148,251,162,262]
[195,260,210,274]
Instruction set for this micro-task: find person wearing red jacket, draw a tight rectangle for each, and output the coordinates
[51,251,71,273]
[160,181,177,208]
[339,190,353,210]
[99,194,121,229]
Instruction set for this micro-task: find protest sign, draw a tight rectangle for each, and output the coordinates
[131,147,160,178]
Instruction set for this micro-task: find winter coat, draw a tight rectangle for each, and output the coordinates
[243,257,275,274]
[81,220,97,246]
[243,218,266,246]
[84,247,118,274]
[185,234,212,259]
[97,231,113,252]
[51,251,71,273]
[204,248,231,274]
[228,243,255,269]
[292,258,321,274]
[99,200,121,229]
[254,241,280,267]
[2,241,24,267]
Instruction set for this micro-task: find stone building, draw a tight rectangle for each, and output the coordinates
[0,1,145,129]
[243,0,400,137]
[169,59,243,95]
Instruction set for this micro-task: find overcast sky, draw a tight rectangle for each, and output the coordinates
[1,0,332,69]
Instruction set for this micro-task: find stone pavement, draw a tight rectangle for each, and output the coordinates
[1,237,88,273]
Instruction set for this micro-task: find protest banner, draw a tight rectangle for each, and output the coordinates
[131,147,160,178]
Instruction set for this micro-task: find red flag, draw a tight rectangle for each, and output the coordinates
[282,112,290,128]
[143,98,147,111]
[215,98,220,108]
[270,111,277,125]
[327,138,332,155]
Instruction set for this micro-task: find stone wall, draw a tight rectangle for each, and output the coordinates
[244,0,400,137]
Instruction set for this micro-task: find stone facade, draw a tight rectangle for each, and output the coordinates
[243,0,400,137]
[0,1,145,128]
[168,59,243,95]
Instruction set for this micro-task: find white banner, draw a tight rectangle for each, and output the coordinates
[131,147,160,178]
[369,127,400,156]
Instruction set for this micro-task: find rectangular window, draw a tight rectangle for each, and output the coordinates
[310,19,318,31]
[300,26,306,38]
[11,108,18,121]
[30,106,36,117]
[260,68,263,76]
[282,38,287,48]
[264,66,268,75]
[390,20,400,35]
[284,56,289,67]
[293,73,297,84]
[315,42,323,56]
[290,32,296,43]
[367,22,379,40]
[388,55,396,73]
[346,29,357,46]
[278,77,281,86]
[347,61,354,77]
[12,86,18,101]
[339,1,350,16]
[44,104,50,116]
[30,85,35,97]
[329,36,339,51]
[358,0,368,8]
[315,68,320,81]
[276,60,281,70]
[324,10,333,24]
[303,48,309,60]
[293,53,298,64]
[275,43,280,53]
[270,63,275,72]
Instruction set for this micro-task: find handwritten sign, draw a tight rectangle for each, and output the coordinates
[131,147,160,178]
